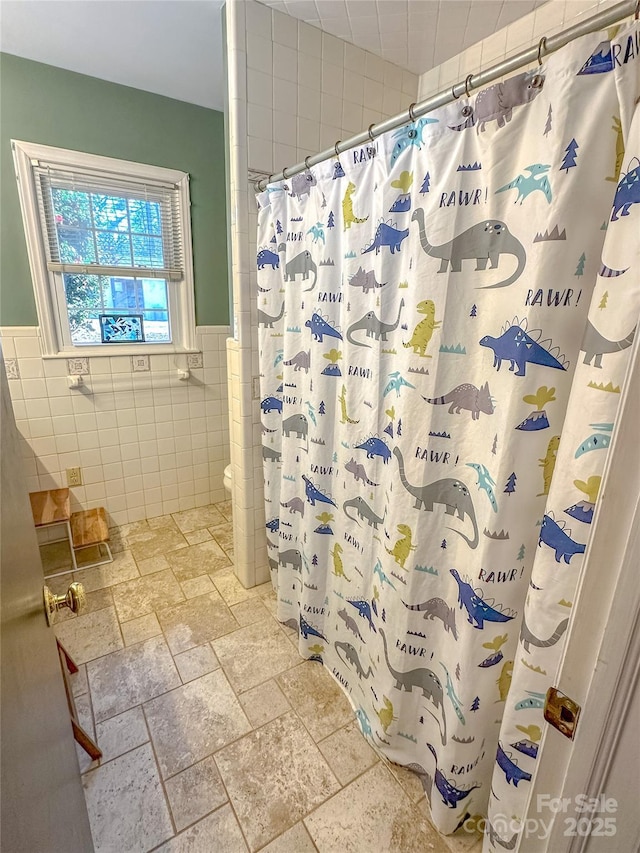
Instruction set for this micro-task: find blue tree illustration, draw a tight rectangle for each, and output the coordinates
[560,138,579,173]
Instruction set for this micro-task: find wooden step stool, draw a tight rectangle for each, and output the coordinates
[70,507,113,570]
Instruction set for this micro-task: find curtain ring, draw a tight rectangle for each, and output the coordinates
[304,156,312,170]
[334,140,342,157]
[537,36,547,66]
[451,84,461,100]
[464,74,473,98]
[367,123,376,142]
[408,103,417,121]
[635,0,640,19]
[282,165,290,179]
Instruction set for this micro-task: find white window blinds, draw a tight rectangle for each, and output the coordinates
[33,162,185,280]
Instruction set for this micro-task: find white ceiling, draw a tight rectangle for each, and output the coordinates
[0,0,546,111]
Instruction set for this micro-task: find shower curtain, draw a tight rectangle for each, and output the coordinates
[257,21,639,846]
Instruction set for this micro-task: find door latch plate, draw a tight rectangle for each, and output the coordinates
[544,687,581,739]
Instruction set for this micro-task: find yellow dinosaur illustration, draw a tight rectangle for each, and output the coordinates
[606,116,624,183]
[338,384,359,424]
[496,660,513,702]
[403,300,441,357]
[331,543,351,581]
[342,181,368,230]
[385,523,416,569]
[375,695,397,734]
[537,435,560,496]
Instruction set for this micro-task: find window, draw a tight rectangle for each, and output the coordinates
[12,140,196,356]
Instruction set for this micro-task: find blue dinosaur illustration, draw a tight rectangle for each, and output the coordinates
[305,313,342,342]
[299,615,327,641]
[538,515,585,563]
[306,222,325,244]
[611,158,640,221]
[383,371,415,398]
[440,663,465,724]
[257,248,280,269]
[390,118,438,165]
[427,744,480,807]
[373,558,396,589]
[355,436,391,464]
[466,463,498,512]
[355,708,373,738]
[302,475,336,507]
[480,323,568,377]
[348,599,376,632]
[495,164,552,204]
[450,569,515,629]
[362,222,409,255]
[496,743,532,786]
[265,518,279,532]
[261,396,283,414]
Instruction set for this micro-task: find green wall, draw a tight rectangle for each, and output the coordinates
[0,53,228,326]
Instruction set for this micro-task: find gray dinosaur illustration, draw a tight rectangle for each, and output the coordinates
[580,319,635,368]
[284,170,316,201]
[282,413,308,439]
[402,597,458,640]
[338,607,364,641]
[520,612,569,653]
[257,303,284,328]
[393,448,479,549]
[281,496,304,516]
[348,266,386,292]
[343,497,385,529]
[449,71,542,132]
[283,250,317,291]
[345,458,378,486]
[423,382,494,420]
[380,628,447,744]
[283,350,311,372]
[412,210,526,288]
[262,446,281,462]
[480,323,567,377]
[346,299,405,347]
[278,549,302,571]
[334,640,373,679]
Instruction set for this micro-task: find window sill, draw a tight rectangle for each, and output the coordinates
[42,345,200,359]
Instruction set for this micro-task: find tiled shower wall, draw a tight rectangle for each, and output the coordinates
[1,326,230,527]
[417,0,620,98]
[225,0,419,588]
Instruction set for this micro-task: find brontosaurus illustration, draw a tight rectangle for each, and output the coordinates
[520,613,569,653]
[394,448,479,549]
[412,210,526,288]
[257,303,284,328]
[334,640,373,679]
[380,629,447,745]
[346,300,405,348]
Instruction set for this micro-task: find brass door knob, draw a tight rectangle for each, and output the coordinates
[43,582,87,626]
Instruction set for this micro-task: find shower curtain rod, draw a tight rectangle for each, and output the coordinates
[256,0,638,191]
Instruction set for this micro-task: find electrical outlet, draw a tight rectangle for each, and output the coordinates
[66,467,83,487]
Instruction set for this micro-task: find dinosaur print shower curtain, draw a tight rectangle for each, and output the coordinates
[257,21,639,847]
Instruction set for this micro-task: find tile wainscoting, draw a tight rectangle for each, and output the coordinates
[1,326,230,527]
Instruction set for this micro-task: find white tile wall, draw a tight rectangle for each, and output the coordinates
[1,326,230,527]
[417,0,620,98]
[225,0,419,588]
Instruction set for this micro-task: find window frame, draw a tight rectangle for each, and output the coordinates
[12,139,197,357]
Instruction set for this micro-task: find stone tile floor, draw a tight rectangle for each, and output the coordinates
[43,502,482,853]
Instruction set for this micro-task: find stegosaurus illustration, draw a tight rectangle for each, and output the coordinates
[480,317,569,377]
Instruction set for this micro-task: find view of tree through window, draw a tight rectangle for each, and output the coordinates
[51,187,170,344]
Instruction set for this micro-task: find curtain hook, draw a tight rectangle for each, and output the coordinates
[282,165,290,179]
[635,0,639,19]
[367,123,376,142]
[304,156,312,170]
[537,36,547,66]
[451,83,461,100]
[408,103,417,121]
[464,74,474,98]
[334,140,342,157]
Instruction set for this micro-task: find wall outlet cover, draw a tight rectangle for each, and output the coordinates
[187,352,203,369]
[66,467,83,486]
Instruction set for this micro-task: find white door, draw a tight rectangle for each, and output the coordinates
[0,353,94,852]
[520,334,640,852]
